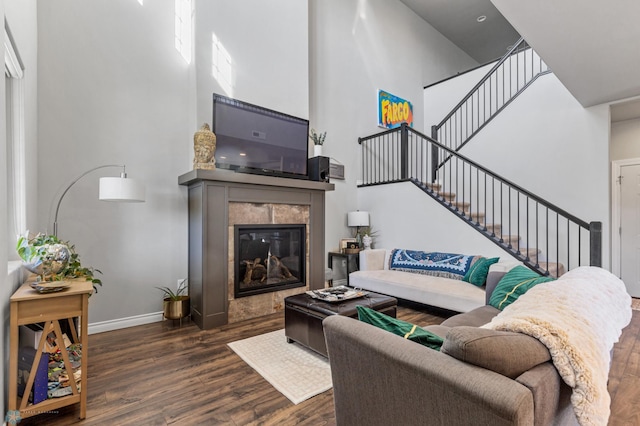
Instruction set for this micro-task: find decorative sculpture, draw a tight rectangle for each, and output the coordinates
[193,123,217,170]
[362,234,373,250]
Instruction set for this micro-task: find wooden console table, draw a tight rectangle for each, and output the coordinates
[8,280,92,421]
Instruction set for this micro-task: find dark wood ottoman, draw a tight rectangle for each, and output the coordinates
[284,291,397,357]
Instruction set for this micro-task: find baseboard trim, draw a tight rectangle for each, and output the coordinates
[88,311,164,334]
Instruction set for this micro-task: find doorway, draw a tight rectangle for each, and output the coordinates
[612,158,640,296]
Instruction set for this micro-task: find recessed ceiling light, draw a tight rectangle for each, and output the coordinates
[477,15,487,23]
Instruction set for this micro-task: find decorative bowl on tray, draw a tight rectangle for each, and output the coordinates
[306,285,368,302]
[30,281,72,294]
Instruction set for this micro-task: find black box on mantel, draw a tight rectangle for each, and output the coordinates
[308,156,330,182]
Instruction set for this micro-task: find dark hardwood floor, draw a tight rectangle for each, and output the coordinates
[17,303,640,425]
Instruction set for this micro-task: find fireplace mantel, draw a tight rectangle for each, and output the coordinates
[178,169,334,191]
[179,169,334,329]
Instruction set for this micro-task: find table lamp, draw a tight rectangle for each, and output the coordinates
[347,211,369,244]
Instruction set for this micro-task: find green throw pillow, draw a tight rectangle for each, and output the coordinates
[356,306,444,350]
[489,265,555,310]
[463,257,500,286]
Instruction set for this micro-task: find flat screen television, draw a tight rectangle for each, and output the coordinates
[212,93,309,179]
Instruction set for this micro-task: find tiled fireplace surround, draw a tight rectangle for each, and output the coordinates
[228,202,310,322]
[179,169,334,330]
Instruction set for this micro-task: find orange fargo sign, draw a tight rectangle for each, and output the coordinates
[378,90,413,129]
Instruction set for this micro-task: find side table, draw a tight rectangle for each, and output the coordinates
[8,280,93,421]
[328,251,360,286]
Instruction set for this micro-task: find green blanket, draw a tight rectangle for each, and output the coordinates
[357,306,444,350]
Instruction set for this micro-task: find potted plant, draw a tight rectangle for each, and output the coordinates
[309,128,326,157]
[156,279,190,320]
[16,232,103,292]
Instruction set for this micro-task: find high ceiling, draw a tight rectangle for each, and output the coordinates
[492,0,640,108]
[402,0,640,117]
[399,0,520,64]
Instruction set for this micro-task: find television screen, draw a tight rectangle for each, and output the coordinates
[212,93,309,178]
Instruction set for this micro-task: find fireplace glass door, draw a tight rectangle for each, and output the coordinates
[234,224,306,297]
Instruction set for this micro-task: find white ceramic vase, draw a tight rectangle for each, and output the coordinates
[362,235,373,250]
[313,145,323,157]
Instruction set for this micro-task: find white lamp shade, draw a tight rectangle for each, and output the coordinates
[99,177,146,202]
[347,211,369,227]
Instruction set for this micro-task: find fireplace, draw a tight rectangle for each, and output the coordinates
[234,224,306,298]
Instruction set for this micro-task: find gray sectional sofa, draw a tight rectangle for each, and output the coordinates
[323,271,578,426]
[324,263,633,425]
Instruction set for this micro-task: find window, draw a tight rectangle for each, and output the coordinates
[211,31,233,96]
[174,0,193,64]
[5,24,26,260]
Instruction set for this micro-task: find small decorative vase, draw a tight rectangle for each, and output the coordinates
[193,123,217,170]
[362,235,373,250]
[313,145,323,157]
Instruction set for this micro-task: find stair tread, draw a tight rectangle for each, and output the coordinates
[535,262,566,278]
[450,201,470,208]
[418,182,573,278]
[482,223,502,235]
[499,235,521,245]
[462,211,485,218]
[424,182,442,191]
[436,191,456,201]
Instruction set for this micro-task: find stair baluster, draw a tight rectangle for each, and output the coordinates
[357,124,601,277]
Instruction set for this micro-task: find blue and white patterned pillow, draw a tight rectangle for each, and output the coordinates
[388,249,479,280]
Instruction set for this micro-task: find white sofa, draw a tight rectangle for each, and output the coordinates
[349,248,519,313]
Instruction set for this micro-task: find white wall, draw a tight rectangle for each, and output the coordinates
[424,62,494,129]
[309,0,477,253]
[418,72,611,268]
[359,182,511,258]
[37,0,193,325]
[195,0,309,123]
[461,75,610,256]
[611,118,640,161]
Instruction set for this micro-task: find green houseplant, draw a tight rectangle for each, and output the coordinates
[310,128,326,157]
[156,279,190,320]
[16,232,103,292]
[309,128,326,146]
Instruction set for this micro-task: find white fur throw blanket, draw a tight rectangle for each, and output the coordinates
[482,266,632,426]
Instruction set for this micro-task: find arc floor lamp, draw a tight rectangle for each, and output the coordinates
[53,164,145,237]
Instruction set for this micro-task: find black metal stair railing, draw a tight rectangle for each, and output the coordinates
[358,124,602,276]
[431,38,551,164]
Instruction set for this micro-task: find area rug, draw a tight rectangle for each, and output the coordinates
[227,329,332,404]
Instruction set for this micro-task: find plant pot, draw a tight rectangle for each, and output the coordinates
[313,145,323,157]
[163,296,190,320]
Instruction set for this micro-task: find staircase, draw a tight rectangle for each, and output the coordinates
[356,38,600,276]
[431,38,551,156]
[357,124,602,277]
[422,181,564,277]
